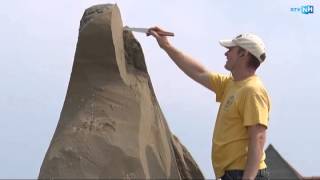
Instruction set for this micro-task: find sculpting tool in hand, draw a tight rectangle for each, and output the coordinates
[123,27,174,36]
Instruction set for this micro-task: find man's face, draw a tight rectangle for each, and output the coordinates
[224,46,243,71]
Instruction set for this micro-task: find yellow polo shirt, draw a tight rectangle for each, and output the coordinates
[209,73,270,178]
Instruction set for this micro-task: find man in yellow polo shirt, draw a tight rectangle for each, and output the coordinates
[149,27,270,180]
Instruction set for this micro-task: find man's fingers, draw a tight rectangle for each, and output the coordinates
[149,26,162,31]
[148,27,170,49]
[148,29,160,39]
[149,26,167,35]
[150,26,162,31]
[154,26,165,32]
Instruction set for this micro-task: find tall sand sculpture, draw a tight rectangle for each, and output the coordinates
[39,4,204,179]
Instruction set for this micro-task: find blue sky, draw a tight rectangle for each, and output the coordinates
[0,0,319,178]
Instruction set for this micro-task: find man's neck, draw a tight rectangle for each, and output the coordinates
[231,69,256,81]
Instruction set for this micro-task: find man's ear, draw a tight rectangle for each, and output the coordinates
[245,51,250,56]
[240,51,249,57]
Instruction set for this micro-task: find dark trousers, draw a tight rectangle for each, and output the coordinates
[221,168,269,180]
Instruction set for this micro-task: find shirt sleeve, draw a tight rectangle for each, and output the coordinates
[241,88,270,128]
[208,72,230,102]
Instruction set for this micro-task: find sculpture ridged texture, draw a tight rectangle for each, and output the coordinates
[39,4,204,179]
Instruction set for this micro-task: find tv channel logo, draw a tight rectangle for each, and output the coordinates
[291,5,314,14]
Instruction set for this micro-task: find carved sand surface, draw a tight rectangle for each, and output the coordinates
[39,4,204,179]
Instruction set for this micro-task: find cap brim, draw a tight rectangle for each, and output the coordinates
[219,39,236,48]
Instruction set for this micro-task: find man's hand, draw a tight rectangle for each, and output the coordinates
[148,26,171,50]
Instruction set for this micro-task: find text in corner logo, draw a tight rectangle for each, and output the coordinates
[291,5,314,14]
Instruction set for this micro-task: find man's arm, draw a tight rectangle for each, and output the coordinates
[242,124,266,180]
[148,26,214,91]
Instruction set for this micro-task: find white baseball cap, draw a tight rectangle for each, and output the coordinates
[219,33,266,63]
